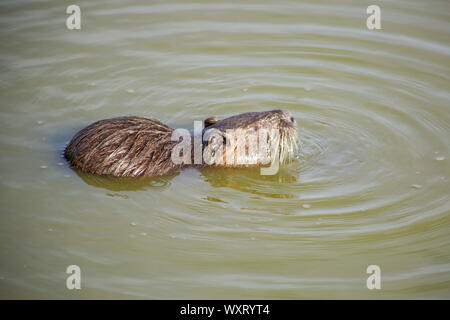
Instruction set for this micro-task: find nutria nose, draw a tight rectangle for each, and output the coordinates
[290,116,295,122]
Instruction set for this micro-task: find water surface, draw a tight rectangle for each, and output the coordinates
[0,0,449,299]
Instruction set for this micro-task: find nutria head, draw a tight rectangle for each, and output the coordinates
[65,110,299,177]
[201,109,299,168]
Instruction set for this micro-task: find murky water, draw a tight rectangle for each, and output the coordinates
[1,0,449,299]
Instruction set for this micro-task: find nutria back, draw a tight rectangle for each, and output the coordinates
[65,116,183,177]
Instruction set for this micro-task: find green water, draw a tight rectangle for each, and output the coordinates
[0,0,449,299]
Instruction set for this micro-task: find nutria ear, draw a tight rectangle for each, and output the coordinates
[204,117,219,127]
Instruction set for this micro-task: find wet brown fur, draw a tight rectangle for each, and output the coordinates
[65,110,298,177]
[65,116,183,177]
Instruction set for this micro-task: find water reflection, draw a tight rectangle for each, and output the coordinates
[74,169,177,191]
[200,165,298,198]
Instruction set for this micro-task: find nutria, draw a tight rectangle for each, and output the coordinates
[64,109,298,177]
